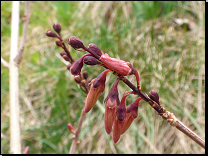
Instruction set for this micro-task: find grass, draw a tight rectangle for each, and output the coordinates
[1,1,205,154]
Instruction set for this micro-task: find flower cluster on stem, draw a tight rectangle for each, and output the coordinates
[46,23,205,150]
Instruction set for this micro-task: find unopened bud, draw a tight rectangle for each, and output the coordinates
[68,36,85,50]
[74,76,81,84]
[56,40,62,47]
[67,64,72,70]
[87,43,102,57]
[80,79,87,86]
[67,123,76,134]
[46,30,59,38]
[22,146,29,154]
[53,23,61,35]
[149,90,160,106]
[63,55,69,61]
[83,71,88,79]
[60,51,66,56]
[83,56,100,65]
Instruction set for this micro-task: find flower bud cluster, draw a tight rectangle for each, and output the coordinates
[46,23,161,144]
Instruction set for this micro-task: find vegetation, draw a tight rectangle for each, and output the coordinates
[1,1,205,154]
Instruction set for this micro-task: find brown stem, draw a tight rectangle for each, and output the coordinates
[60,39,74,64]
[69,109,86,154]
[120,76,205,149]
[15,1,30,65]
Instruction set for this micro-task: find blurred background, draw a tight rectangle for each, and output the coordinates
[1,1,205,154]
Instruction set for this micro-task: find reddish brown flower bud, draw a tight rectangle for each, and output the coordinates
[60,51,66,56]
[67,64,72,70]
[121,97,142,134]
[74,76,81,84]
[56,40,62,47]
[87,43,102,57]
[83,71,88,79]
[22,146,29,154]
[112,91,132,143]
[84,69,111,113]
[68,36,85,50]
[46,30,59,38]
[83,56,101,65]
[104,78,120,134]
[100,53,132,76]
[67,123,76,134]
[53,23,61,35]
[149,90,160,106]
[70,57,84,76]
[80,79,87,86]
[63,55,69,61]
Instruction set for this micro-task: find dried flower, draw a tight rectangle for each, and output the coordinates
[100,53,132,76]
[84,69,111,113]
[104,77,120,134]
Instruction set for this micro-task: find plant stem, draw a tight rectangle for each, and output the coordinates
[69,109,86,154]
[120,76,205,149]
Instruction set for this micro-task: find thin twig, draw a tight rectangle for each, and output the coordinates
[15,1,30,65]
[119,76,205,149]
[1,55,9,69]
[69,110,86,154]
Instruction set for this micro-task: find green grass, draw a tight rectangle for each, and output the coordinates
[1,1,205,154]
